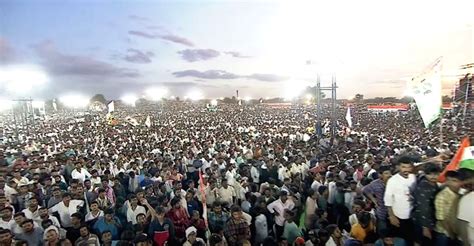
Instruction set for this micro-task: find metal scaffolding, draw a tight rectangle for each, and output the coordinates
[315,75,338,145]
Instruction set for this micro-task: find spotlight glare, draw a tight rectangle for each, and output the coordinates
[283,82,305,101]
[0,65,49,95]
[145,87,168,101]
[59,94,89,108]
[186,90,204,101]
[121,94,138,106]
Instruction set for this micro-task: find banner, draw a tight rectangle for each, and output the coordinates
[345,107,352,128]
[409,57,443,127]
[108,101,115,113]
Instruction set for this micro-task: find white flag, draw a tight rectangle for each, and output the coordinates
[145,115,151,128]
[125,116,139,126]
[409,57,442,127]
[345,107,352,128]
[53,99,58,111]
[107,101,115,113]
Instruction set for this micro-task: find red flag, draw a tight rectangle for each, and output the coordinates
[438,137,470,182]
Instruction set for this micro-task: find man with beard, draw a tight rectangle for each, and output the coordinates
[384,156,416,245]
[15,219,44,246]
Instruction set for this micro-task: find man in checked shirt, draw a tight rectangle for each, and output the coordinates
[223,205,250,246]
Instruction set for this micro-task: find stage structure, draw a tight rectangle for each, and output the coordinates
[315,75,338,144]
[11,98,35,139]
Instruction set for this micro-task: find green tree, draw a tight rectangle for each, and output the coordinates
[355,94,364,101]
[90,94,107,104]
[442,95,452,102]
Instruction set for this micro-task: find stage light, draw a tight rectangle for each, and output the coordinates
[186,90,204,101]
[210,99,218,106]
[145,87,168,101]
[244,96,251,102]
[305,94,313,100]
[121,94,138,106]
[59,94,89,108]
[0,65,49,95]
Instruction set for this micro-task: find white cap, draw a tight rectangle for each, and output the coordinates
[185,226,197,238]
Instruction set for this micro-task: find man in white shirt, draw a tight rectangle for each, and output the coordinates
[11,170,29,186]
[0,207,13,229]
[225,166,237,187]
[384,156,416,245]
[311,172,323,192]
[89,170,102,187]
[250,162,260,184]
[218,179,236,207]
[267,190,295,239]
[22,197,41,225]
[38,207,61,228]
[71,162,91,183]
[49,193,84,228]
[126,195,146,225]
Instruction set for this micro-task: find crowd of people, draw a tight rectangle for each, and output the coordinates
[0,101,472,246]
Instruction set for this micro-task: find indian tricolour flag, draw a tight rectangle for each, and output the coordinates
[459,146,474,170]
[439,137,470,182]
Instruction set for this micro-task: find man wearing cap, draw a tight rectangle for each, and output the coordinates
[183,226,205,246]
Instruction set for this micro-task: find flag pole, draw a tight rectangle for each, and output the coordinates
[439,112,443,149]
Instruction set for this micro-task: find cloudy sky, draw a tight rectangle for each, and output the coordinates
[0,0,472,100]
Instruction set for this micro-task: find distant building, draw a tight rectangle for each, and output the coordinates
[367,104,408,112]
[454,74,473,103]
